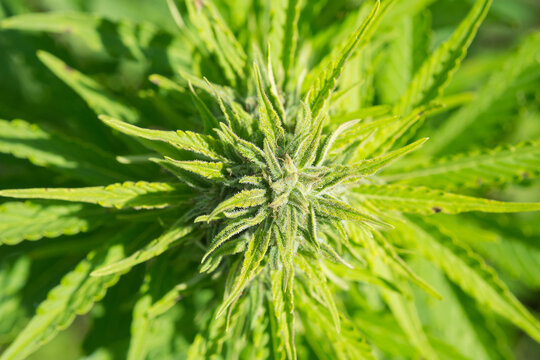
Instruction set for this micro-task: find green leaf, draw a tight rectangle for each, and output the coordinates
[38,51,139,124]
[372,255,438,360]
[314,119,360,166]
[0,226,147,360]
[201,208,269,264]
[382,140,540,190]
[0,119,132,184]
[312,195,385,226]
[1,12,190,72]
[307,1,380,119]
[270,268,296,360]
[356,104,438,159]
[270,0,303,86]
[215,123,266,165]
[0,201,107,245]
[353,184,540,214]
[100,115,225,161]
[91,220,196,277]
[319,137,428,191]
[162,158,226,181]
[217,220,272,317]
[254,63,285,149]
[426,31,540,154]
[0,181,191,209]
[204,189,267,222]
[185,0,246,85]
[404,217,540,342]
[395,0,492,114]
[295,254,341,332]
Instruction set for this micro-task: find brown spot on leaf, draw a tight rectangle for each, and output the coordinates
[522,172,530,179]
[432,206,442,213]
[64,65,73,73]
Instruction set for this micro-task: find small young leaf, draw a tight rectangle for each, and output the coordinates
[202,208,269,264]
[206,189,267,222]
[216,220,273,317]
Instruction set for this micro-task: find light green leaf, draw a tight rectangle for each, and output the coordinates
[312,195,385,226]
[100,115,225,161]
[254,63,285,149]
[382,140,540,189]
[216,123,266,165]
[395,0,492,114]
[319,137,428,191]
[295,254,341,332]
[162,158,226,181]
[91,220,195,277]
[0,181,191,209]
[217,220,272,317]
[353,184,540,214]
[185,0,246,85]
[202,208,269,264]
[280,0,302,85]
[205,189,267,222]
[405,217,540,342]
[0,226,147,360]
[426,31,540,154]
[0,202,107,245]
[307,1,380,119]
[270,268,296,360]
[367,241,438,360]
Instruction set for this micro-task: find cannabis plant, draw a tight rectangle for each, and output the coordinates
[1,0,540,359]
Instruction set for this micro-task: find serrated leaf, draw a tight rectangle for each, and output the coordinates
[185,0,246,85]
[371,254,438,360]
[426,31,540,154]
[0,119,133,184]
[312,195,385,226]
[254,63,285,149]
[319,137,428,191]
[216,123,266,165]
[405,217,540,342]
[91,220,195,277]
[217,220,272,318]
[162,158,226,181]
[205,189,267,222]
[0,226,147,360]
[395,0,492,114]
[0,181,190,209]
[202,208,269,264]
[270,268,296,360]
[314,119,360,166]
[295,254,341,332]
[0,202,107,245]
[353,184,540,215]
[307,1,380,120]
[356,104,438,159]
[100,115,225,161]
[382,140,540,189]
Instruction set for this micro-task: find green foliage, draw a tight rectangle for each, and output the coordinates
[0,0,539,359]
